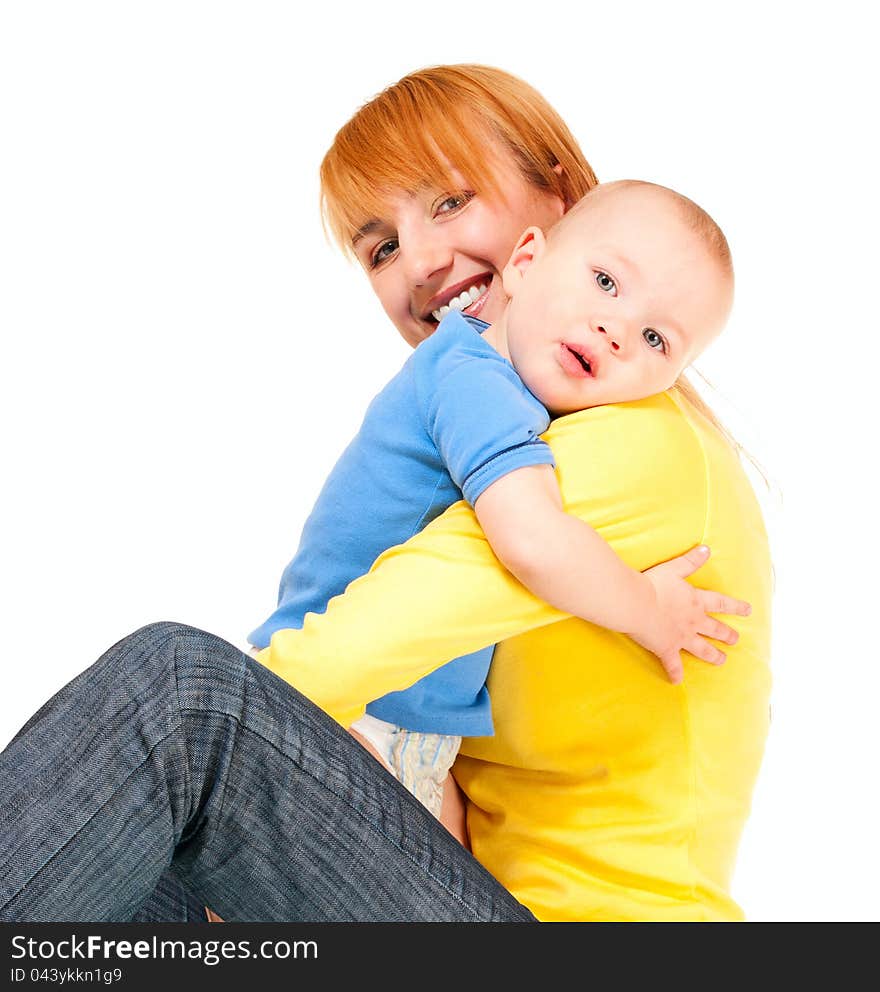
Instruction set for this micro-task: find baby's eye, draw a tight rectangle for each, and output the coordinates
[370,238,399,268]
[433,190,474,217]
[642,328,667,353]
[595,271,617,296]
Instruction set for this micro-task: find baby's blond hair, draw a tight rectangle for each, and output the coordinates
[555,179,733,281]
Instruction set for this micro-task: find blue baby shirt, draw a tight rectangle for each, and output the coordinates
[249,311,554,735]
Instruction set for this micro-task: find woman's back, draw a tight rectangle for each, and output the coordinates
[456,392,772,921]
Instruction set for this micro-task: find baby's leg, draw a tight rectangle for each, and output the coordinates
[439,770,469,849]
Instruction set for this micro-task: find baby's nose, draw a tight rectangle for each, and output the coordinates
[596,324,621,352]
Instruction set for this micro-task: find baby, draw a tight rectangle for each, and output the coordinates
[251,180,736,818]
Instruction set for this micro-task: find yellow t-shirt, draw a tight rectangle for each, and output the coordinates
[260,391,772,921]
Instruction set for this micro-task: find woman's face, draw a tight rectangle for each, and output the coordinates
[351,150,567,347]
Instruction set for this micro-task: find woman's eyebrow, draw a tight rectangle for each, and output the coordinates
[352,219,383,248]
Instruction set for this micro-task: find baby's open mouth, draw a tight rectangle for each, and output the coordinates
[566,346,592,375]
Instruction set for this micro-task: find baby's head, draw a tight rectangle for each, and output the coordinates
[492,180,734,416]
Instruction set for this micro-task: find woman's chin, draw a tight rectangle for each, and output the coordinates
[398,321,435,347]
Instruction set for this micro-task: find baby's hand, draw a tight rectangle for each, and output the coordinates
[632,545,751,684]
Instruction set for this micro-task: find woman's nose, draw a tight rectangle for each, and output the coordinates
[400,228,454,286]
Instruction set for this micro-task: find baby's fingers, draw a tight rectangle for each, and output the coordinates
[686,636,727,666]
[659,651,684,685]
[695,589,752,618]
[699,616,740,646]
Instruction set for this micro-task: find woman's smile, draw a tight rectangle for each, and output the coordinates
[354,148,566,348]
[424,274,493,325]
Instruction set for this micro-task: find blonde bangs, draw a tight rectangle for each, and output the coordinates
[320,64,599,257]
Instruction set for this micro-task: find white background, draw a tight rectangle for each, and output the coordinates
[1,1,877,921]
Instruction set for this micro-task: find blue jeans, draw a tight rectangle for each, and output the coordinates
[0,622,535,922]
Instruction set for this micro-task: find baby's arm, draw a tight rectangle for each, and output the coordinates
[474,464,746,683]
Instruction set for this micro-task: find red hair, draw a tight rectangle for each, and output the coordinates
[320,64,598,256]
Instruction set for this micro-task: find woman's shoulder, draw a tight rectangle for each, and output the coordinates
[542,391,767,573]
[543,390,754,525]
[545,393,708,476]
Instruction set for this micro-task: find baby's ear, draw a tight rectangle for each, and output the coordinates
[501,227,547,298]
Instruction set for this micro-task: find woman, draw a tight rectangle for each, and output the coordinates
[0,65,770,922]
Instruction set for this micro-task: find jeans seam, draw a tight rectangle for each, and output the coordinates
[169,635,196,841]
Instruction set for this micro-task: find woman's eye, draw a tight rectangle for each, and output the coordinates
[370,239,398,268]
[433,191,474,217]
[595,271,617,296]
[642,328,667,353]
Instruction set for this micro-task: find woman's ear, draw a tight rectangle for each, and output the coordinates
[501,227,547,298]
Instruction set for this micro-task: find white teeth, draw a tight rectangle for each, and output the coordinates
[431,283,488,322]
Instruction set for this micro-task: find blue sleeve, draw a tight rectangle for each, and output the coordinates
[420,355,555,506]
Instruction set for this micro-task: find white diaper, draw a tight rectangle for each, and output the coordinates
[351,713,461,817]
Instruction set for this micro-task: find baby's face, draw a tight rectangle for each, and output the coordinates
[500,188,733,416]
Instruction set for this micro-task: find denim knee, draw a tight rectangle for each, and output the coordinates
[102,621,227,689]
